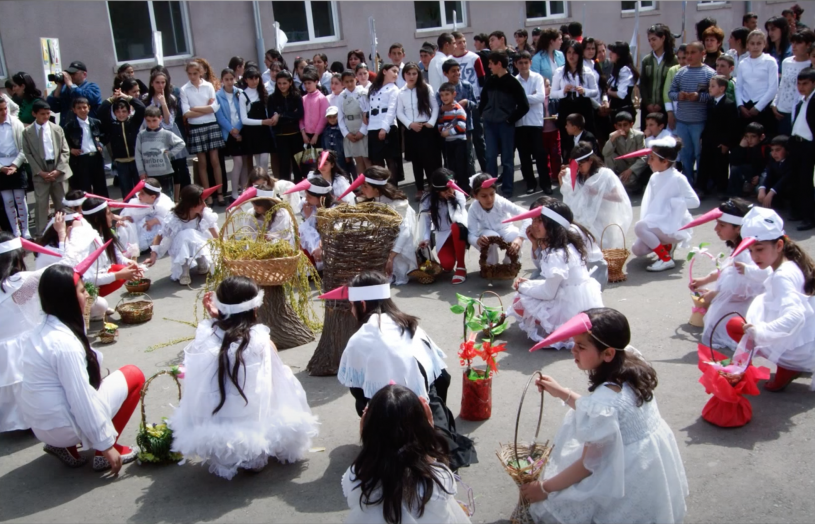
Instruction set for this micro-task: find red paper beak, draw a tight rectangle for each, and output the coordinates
[284,179,313,195]
[122,180,146,203]
[201,185,223,201]
[227,187,258,210]
[502,207,542,224]
[73,240,113,284]
[731,237,756,258]
[530,312,592,352]
[447,180,468,196]
[318,151,329,169]
[569,159,578,190]
[482,177,498,188]
[84,192,113,202]
[338,176,366,200]
[20,238,63,258]
[108,201,150,209]
[318,285,349,300]
[680,208,723,231]
[614,148,651,160]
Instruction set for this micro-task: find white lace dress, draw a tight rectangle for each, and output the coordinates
[153,208,219,281]
[561,167,632,250]
[530,383,688,524]
[510,245,603,349]
[168,321,319,480]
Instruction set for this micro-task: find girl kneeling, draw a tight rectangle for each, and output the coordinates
[419,169,469,284]
[467,174,528,265]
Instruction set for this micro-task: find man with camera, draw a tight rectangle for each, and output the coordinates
[46,61,102,128]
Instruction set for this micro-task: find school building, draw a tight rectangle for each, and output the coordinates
[0,1,794,91]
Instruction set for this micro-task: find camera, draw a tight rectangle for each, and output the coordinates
[47,70,64,83]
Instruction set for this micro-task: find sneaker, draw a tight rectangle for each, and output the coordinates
[92,446,138,471]
[44,444,87,468]
[196,259,210,274]
[179,264,191,285]
[646,258,676,272]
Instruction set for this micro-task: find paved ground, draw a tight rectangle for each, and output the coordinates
[2,159,815,524]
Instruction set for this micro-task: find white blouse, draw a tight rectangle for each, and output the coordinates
[367,83,400,131]
[239,87,267,126]
[550,66,599,100]
[397,85,440,127]
[735,53,779,111]
[179,80,220,125]
[609,65,635,99]
[774,58,811,114]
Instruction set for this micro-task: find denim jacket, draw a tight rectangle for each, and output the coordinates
[215,87,244,142]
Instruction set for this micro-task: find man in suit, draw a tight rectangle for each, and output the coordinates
[698,75,739,198]
[22,99,72,234]
[790,68,815,231]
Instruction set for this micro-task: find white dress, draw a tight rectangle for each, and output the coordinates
[35,242,66,270]
[530,383,688,524]
[529,227,607,288]
[746,261,815,386]
[341,463,471,524]
[117,194,175,252]
[510,245,603,349]
[701,249,768,350]
[466,195,528,265]
[638,167,700,248]
[561,167,632,250]
[168,321,319,480]
[419,192,468,252]
[372,196,418,286]
[0,268,47,432]
[306,172,356,204]
[153,208,219,281]
[63,225,131,287]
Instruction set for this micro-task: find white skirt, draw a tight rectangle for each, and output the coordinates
[169,229,213,281]
[0,337,27,432]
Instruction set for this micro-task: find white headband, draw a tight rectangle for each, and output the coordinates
[256,189,277,198]
[63,196,87,207]
[349,284,391,301]
[307,183,333,195]
[541,206,571,229]
[212,290,265,318]
[720,213,743,226]
[144,182,162,193]
[84,201,108,215]
[0,237,22,255]
[574,151,593,162]
[44,213,80,232]
[364,176,389,186]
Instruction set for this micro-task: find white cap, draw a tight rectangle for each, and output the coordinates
[741,207,785,241]
[325,106,339,117]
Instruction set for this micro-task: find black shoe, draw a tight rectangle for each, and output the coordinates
[542,186,553,195]
[797,221,815,231]
[525,188,536,195]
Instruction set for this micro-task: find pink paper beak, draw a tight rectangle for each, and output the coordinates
[447,180,468,196]
[73,239,113,284]
[108,201,150,209]
[530,312,592,352]
[20,238,62,258]
[227,187,258,210]
[84,192,113,202]
[318,151,330,169]
[614,148,651,160]
[318,285,349,300]
[201,185,223,201]
[680,208,723,231]
[284,179,314,195]
[388,379,396,385]
[502,207,542,224]
[338,176,366,200]
[731,237,756,258]
[122,180,146,203]
[482,177,498,188]
[569,159,578,190]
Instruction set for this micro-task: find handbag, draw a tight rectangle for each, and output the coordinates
[296,144,322,176]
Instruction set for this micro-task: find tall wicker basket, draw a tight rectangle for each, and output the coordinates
[307,203,402,376]
[600,223,630,283]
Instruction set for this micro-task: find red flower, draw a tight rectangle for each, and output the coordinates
[477,341,507,374]
[458,333,479,367]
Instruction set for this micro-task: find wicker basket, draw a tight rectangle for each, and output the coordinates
[479,237,521,280]
[600,224,630,283]
[706,312,750,385]
[220,197,301,286]
[125,279,151,293]
[497,371,554,524]
[98,329,118,344]
[136,370,183,464]
[83,295,94,330]
[478,290,506,338]
[116,293,154,324]
[408,247,443,284]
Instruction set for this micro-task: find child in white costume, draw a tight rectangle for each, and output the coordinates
[467,174,528,265]
[308,150,355,204]
[169,277,318,480]
[522,308,688,524]
[559,142,632,250]
[506,199,603,348]
[419,169,469,284]
[117,178,175,253]
[146,185,220,285]
[34,212,82,270]
[631,136,700,272]
[728,207,815,392]
[687,199,766,350]
[285,177,336,271]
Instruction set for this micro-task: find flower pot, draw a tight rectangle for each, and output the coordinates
[461,369,492,421]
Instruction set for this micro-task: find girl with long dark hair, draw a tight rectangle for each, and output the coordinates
[551,41,597,138]
[113,63,148,96]
[215,67,249,201]
[531,28,565,82]
[267,71,305,181]
[296,177,336,270]
[343,385,471,523]
[348,49,376,83]
[35,212,76,269]
[521,307,688,523]
[367,64,403,181]
[765,16,792,72]
[21,263,146,472]
[640,25,678,124]
[328,270,477,471]
[311,149,354,203]
[606,41,640,122]
[397,62,441,201]
[10,71,44,124]
[168,276,317,479]
[238,67,275,170]
[418,169,468,284]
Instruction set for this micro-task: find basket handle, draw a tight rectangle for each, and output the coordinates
[116,292,153,311]
[139,370,182,429]
[688,251,719,285]
[222,197,301,251]
[599,223,626,251]
[477,290,504,315]
[514,371,545,466]
[706,311,746,363]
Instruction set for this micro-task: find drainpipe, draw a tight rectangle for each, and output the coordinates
[252,1,266,68]
[745,1,753,16]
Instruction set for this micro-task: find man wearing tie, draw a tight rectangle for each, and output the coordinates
[21,99,72,234]
[789,68,815,231]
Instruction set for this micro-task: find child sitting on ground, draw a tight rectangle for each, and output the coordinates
[727,122,766,197]
[602,111,648,191]
[309,150,354,203]
[117,178,175,253]
[419,169,469,284]
[467,174,527,265]
[757,135,793,211]
[297,177,335,270]
[561,113,598,163]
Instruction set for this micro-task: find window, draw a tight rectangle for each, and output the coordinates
[526,1,567,21]
[272,1,339,44]
[414,1,466,30]
[697,1,728,6]
[107,1,191,63]
[0,36,7,80]
[621,1,655,11]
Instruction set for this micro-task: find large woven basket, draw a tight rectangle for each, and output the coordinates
[479,237,521,280]
[497,371,554,524]
[600,223,630,283]
[220,197,301,286]
[116,293,154,324]
[136,370,183,464]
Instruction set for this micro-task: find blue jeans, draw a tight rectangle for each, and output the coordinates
[485,120,516,196]
[471,105,487,172]
[115,161,140,201]
[674,121,705,183]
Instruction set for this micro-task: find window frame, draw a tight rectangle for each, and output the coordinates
[105,0,194,65]
[697,1,728,5]
[272,0,341,46]
[0,33,8,80]
[525,1,568,22]
[414,1,468,31]
[621,1,656,13]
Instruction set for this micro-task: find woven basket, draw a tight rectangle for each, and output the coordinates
[125,279,151,293]
[220,197,301,286]
[479,237,521,280]
[83,295,94,330]
[600,224,630,283]
[98,329,118,344]
[116,293,154,324]
[496,371,554,524]
[706,312,750,385]
[408,247,443,284]
[478,290,506,338]
[136,370,183,464]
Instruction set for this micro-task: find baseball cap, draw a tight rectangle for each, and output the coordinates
[65,61,88,74]
[325,106,339,117]
[741,207,785,241]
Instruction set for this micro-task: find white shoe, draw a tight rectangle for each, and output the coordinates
[179,264,191,285]
[196,259,209,274]
[646,258,676,272]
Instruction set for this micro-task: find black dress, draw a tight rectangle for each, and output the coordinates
[239,92,274,155]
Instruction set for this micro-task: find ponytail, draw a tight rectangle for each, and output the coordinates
[782,237,815,295]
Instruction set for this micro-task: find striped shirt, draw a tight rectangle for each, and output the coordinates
[668,65,715,124]
[437,102,467,141]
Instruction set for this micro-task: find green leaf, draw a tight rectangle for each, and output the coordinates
[491,321,509,335]
[699,242,710,249]
[686,252,695,262]
[465,303,475,321]
[467,321,484,332]
[485,309,500,322]
[450,305,466,315]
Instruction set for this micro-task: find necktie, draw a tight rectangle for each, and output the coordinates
[794,100,803,124]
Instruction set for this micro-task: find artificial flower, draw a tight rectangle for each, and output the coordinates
[458,332,479,367]
[477,341,507,374]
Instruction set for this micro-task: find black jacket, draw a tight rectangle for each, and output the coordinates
[702,96,739,148]
[97,97,146,160]
[64,116,106,153]
[562,129,599,163]
[729,143,765,180]
[267,93,304,136]
[760,158,795,196]
[478,72,529,124]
